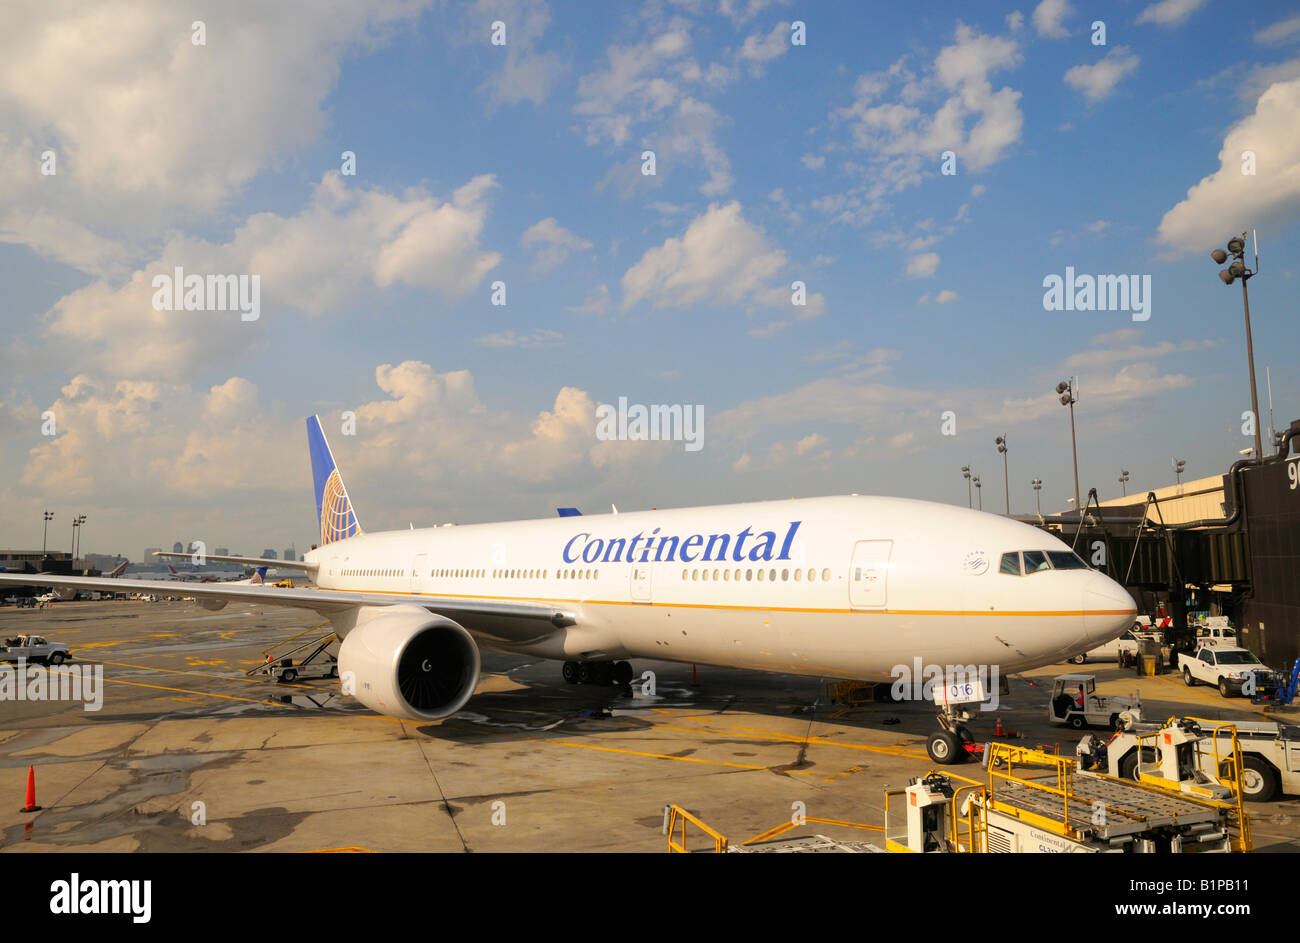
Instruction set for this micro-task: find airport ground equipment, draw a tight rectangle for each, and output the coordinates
[1099,715,1300,803]
[881,744,1242,852]
[1047,673,1136,730]
[1182,645,1280,698]
[0,634,71,665]
[1279,660,1300,707]
[247,624,338,683]
[662,804,882,852]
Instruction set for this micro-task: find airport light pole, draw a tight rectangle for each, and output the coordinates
[1173,459,1186,485]
[1031,478,1043,519]
[1118,469,1129,497]
[973,475,982,511]
[70,517,80,561]
[1055,378,1081,519]
[76,514,87,563]
[996,435,1010,515]
[42,510,53,558]
[961,465,973,508]
[1212,233,1263,462]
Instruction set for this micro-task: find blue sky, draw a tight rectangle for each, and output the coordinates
[2,0,1299,558]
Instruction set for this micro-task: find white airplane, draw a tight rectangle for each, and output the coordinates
[0,416,1135,761]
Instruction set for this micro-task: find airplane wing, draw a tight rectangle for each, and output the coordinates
[153,551,315,572]
[0,573,574,641]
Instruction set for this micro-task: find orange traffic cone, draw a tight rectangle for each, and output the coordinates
[20,765,41,813]
[994,717,1004,736]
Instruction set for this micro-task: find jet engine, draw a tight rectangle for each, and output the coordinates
[338,606,481,721]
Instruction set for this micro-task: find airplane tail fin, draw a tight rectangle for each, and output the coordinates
[109,561,128,577]
[307,415,362,546]
[168,565,178,575]
[250,566,267,585]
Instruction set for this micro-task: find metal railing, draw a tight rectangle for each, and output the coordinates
[664,804,728,853]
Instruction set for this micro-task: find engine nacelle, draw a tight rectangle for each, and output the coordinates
[338,606,480,721]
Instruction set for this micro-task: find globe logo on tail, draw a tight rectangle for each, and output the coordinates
[320,469,358,544]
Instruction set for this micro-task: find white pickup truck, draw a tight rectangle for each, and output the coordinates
[1182,645,1279,698]
[0,634,72,665]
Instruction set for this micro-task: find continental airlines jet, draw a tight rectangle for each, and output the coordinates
[0,417,1136,761]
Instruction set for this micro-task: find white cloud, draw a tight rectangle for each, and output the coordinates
[1064,337,1219,369]
[474,328,564,348]
[834,23,1023,200]
[521,218,593,272]
[1064,47,1139,103]
[1136,0,1207,27]
[1256,14,1300,45]
[0,0,429,259]
[569,284,611,316]
[1032,0,1071,38]
[470,0,568,105]
[40,172,501,380]
[737,21,790,72]
[906,252,940,278]
[1006,11,1025,31]
[801,153,826,170]
[935,289,959,304]
[1155,78,1300,257]
[621,202,824,316]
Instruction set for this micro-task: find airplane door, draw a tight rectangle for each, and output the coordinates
[411,553,427,594]
[630,562,653,603]
[849,540,892,609]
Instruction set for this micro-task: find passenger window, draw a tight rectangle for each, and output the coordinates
[821,568,830,581]
[757,569,765,581]
[1022,550,1050,573]
[999,552,1021,575]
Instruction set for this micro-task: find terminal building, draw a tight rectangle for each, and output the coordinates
[1034,419,1300,667]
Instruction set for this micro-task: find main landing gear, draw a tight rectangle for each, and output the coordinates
[563,659,634,687]
[926,704,979,765]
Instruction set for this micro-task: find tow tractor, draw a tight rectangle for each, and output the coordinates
[1047,673,1136,730]
[247,623,338,683]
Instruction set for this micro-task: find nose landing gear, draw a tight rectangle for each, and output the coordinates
[926,704,980,764]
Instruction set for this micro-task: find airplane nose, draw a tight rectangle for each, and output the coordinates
[1083,572,1137,646]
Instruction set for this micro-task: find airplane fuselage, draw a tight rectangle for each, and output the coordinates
[305,495,1136,680]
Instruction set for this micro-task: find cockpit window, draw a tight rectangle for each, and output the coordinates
[1046,551,1088,570]
[999,552,1021,575]
[1022,550,1050,572]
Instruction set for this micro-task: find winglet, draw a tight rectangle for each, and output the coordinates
[307,416,362,545]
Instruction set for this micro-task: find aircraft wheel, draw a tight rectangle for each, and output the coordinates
[577,662,592,684]
[562,661,580,684]
[1069,714,1086,730]
[593,662,614,686]
[926,730,961,765]
[613,661,633,685]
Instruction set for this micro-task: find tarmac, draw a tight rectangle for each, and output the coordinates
[1,599,1297,852]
